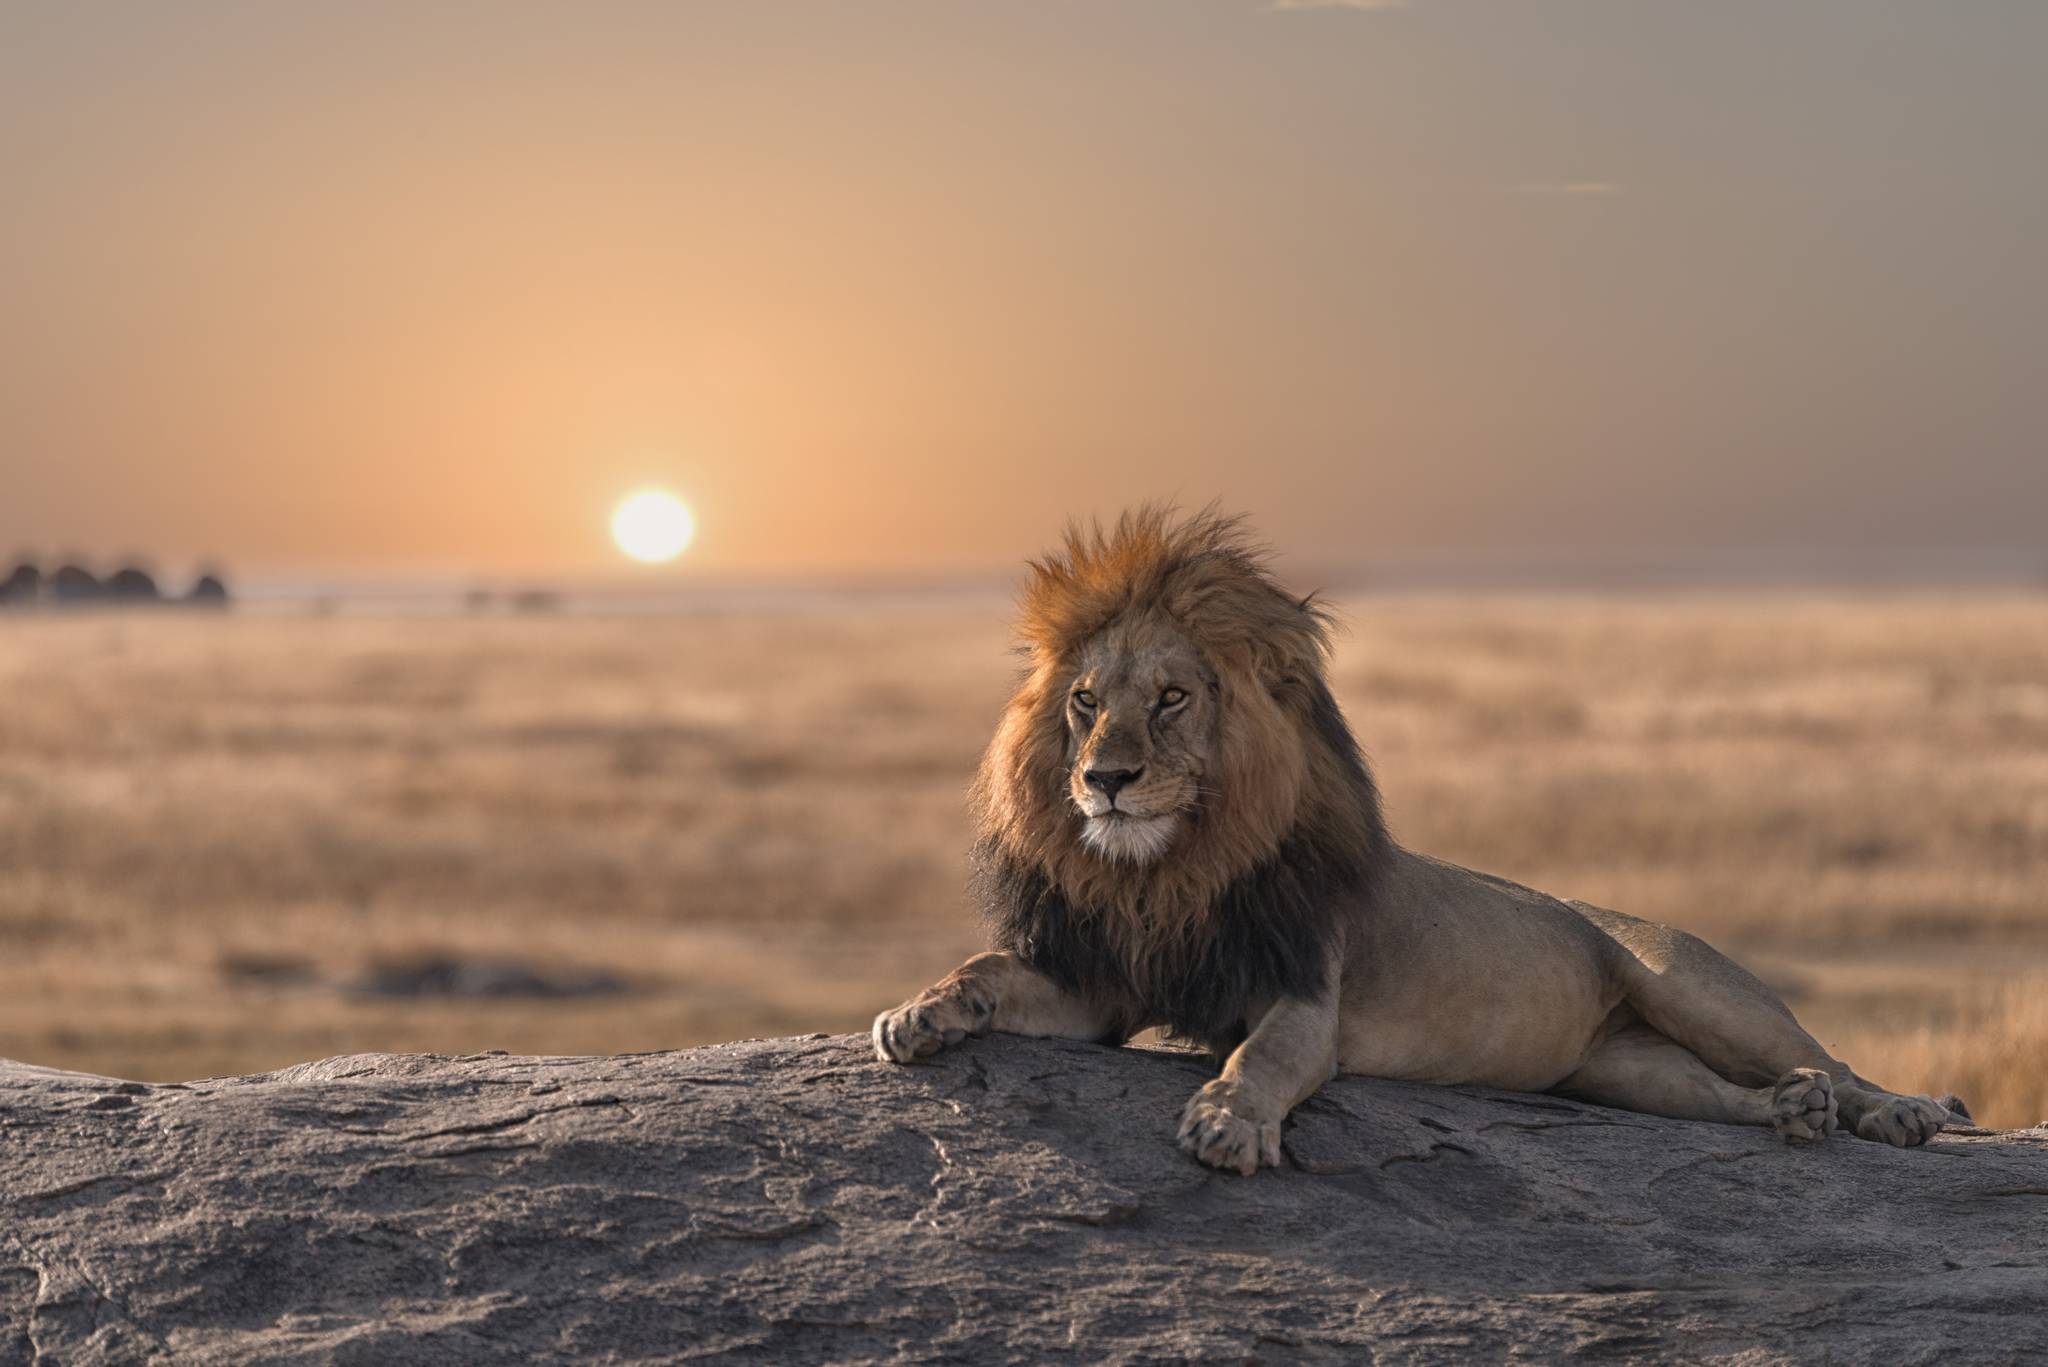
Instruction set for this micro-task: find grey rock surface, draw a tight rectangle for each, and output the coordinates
[2,1035,2044,1365]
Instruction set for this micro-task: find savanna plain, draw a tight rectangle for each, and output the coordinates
[2,594,2045,1128]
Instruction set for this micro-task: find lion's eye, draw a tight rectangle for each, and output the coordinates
[1072,689,1097,709]
[1159,687,1187,708]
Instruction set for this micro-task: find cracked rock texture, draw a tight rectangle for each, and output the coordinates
[3,1035,2046,1364]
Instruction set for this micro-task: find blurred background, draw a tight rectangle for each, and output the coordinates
[1,2,2043,1124]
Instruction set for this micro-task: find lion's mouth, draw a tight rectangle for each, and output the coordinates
[1080,810,1179,864]
[1076,786,1182,821]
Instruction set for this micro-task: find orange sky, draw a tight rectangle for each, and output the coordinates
[2,2,2044,578]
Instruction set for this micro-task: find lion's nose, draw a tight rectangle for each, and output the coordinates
[1083,767,1143,801]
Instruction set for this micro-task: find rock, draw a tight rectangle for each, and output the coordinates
[1,1034,2043,1364]
[185,574,231,608]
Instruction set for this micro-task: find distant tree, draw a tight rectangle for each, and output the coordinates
[107,566,163,602]
[186,573,232,608]
[50,565,105,605]
[0,562,39,606]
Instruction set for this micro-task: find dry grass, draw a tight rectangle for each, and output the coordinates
[1,593,2044,1126]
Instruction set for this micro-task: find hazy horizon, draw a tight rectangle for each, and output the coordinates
[24,542,2043,607]
[5,1,2044,578]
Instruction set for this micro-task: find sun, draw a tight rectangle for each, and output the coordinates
[611,489,696,564]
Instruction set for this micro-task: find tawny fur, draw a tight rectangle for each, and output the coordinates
[878,506,1957,1174]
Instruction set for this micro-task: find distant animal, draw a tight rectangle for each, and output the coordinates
[0,563,39,605]
[874,507,1953,1174]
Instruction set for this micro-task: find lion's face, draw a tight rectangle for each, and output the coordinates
[977,507,1380,929]
[1062,614,1218,864]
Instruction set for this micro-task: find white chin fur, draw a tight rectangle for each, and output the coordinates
[1081,813,1179,864]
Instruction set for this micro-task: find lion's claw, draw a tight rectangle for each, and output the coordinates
[1178,1085,1280,1176]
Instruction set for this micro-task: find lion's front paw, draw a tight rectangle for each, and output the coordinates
[1177,1083,1280,1177]
[871,991,990,1064]
[1853,1093,1949,1148]
[1771,1068,1838,1143]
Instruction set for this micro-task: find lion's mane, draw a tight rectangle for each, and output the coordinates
[971,507,1389,1055]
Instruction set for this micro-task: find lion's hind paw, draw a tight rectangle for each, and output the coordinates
[1853,1093,1949,1148]
[1771,1068,1838,1144]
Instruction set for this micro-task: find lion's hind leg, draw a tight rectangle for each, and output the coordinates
[1583,907,1951,1147]
[1556,1024,1837,1142]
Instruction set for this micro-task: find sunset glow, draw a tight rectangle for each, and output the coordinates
[2,5,2043,579]
[610,491,696,565]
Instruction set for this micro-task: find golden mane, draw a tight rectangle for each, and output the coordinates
[971,507,1385,1035]
[1010,505,1335,688]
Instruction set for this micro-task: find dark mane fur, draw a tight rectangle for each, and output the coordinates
[979,674,1388,1057]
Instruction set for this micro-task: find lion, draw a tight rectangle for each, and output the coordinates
[873,507,1954,1174]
